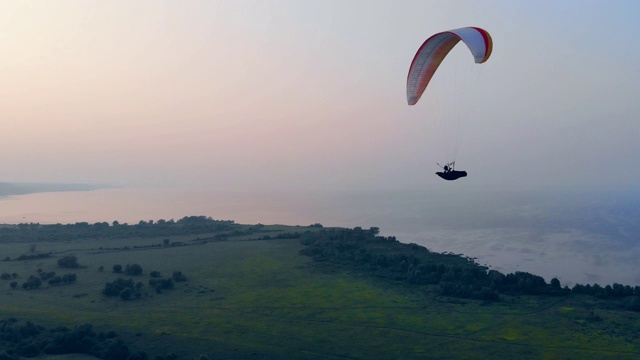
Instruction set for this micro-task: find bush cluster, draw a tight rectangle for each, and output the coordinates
[21,276,42,290]
[0,319,160,359]
[57,255,80,269]
[149,278,173,294]
[125,264,143,276]
[103,278,144,300]
[48,273,77,285]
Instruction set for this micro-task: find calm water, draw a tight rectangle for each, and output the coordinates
[0,187,638,287]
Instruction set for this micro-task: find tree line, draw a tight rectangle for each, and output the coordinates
[0,216,237,243]
[0,318,184,359]
[299,227,640,309]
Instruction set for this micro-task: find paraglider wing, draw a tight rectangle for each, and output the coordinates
[407,27,492,106]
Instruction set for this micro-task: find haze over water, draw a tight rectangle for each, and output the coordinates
[1,186,638,288]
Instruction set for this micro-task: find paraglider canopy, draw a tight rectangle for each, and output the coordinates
[407,27,492,106]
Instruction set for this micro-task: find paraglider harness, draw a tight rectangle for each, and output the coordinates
[436,161,467,181]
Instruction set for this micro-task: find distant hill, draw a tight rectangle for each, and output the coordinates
[0,182,107,197]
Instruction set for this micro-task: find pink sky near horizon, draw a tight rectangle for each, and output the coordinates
[1,1,639,192]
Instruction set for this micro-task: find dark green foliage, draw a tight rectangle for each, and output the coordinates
[572,283,638,299]
[48,273,77,285]
[57,255,80,269]
[39,271,56,281]
[274,232,302,239]
[153,354,178,360]
[43,323,132,359]
[0,350,18,360]
[16,340,40,357]
[21,276,42,290]
[149,271,161,278]
[172,271,187,282]
[0,216,235,244]
[125,264,143,276]
[627,296,640,311]
[113,264,122,273]
[120,288,132,300]
[103,278,135,297]
[300,228,572,302]
[0,273,10,280]
[126,351,149,360]
[0,319,129,360]
[148,278,173,294]
[15,253,50,261]
[9,282,17,289]
[103,278,143,300]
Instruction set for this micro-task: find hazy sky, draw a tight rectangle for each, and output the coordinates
[1,1,639,192]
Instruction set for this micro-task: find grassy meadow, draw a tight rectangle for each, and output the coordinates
[0,222,638,359]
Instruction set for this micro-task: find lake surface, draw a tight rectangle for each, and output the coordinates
[0,186,638,287]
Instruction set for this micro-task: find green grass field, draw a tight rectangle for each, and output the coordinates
[0,224,638,359]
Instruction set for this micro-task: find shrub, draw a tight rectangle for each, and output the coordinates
[103,278,134,297]
[113,264,122,273]
[149,278,173,293]
[125,264,143,276]
[119,288,132,300]
[57,255,80,269]
[21,276,42,290]
[172,271,187,282]
[39,271,56,281]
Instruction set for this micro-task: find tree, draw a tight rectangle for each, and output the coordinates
[101,338,130,360]
[57,255,80,269]
[22,276,42,290]
[62,273,77,283]
[119,288,132,300]
[172,271,187,282]
[628,296,640,312]
[113,264,122,273]
[103,278,135,297]
[125,264,143,276]
[149,278,173,293]
[10,281,17,289]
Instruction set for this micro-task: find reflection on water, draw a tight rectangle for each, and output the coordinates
[0,187,639,286]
